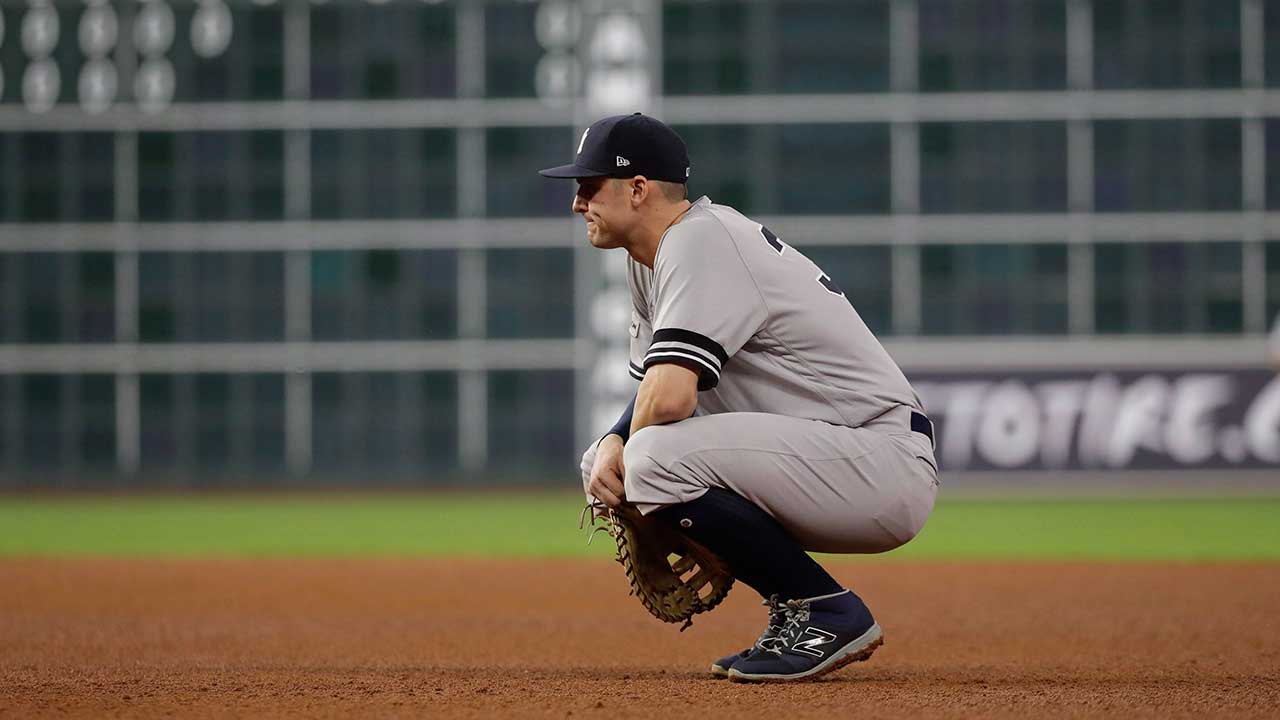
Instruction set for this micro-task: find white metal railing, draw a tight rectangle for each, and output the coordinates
[0,211,1274,251]
[0,336,1266,375]
[0,339,593,374]
[2,89,1279,132]
[883,336,1271,371]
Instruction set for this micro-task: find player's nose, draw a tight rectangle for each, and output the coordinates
[571,192,588,214]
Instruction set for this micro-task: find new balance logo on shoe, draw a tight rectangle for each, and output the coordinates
[616,156,630,167]
[790,627,837,658]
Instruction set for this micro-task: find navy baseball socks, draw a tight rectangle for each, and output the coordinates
[650,488,882,681]
[650,488,843,599]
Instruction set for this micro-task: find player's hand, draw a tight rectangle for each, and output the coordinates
[588,434,627,508]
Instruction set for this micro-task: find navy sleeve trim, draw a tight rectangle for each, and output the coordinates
[644,327,726,391]
[650,328,728,365]
[642,353,720,391]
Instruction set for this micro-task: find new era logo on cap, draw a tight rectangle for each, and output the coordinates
[616,156,630,167]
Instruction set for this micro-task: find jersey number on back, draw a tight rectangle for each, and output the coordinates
[759,225,845,297]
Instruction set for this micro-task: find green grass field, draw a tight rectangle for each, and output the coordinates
[2,493,1278,560]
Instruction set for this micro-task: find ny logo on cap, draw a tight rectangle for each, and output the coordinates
[616,156,631,167]
[577,128,590,155]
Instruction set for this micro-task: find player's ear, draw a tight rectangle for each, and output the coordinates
[629,176,649,208]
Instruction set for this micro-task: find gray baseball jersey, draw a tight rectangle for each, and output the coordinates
[586,195,938,552]
[626,196,922,427]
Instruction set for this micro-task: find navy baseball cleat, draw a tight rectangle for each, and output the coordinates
[709,595,787,678]
[727,590,883,683]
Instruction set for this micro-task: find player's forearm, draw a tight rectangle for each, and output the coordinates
[631,397,688,436]
[630,365,699,436]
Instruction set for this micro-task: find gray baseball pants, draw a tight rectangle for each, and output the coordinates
[579,405,940,554]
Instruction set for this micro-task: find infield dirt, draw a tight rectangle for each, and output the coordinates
[2,558,1278,719]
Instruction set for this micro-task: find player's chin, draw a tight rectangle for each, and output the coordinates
[586,229,618,249]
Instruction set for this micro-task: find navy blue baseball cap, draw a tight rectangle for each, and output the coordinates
[539,112,690,184]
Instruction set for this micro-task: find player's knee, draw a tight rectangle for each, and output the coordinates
[622,429,663,492]
[622,425,661,468]
[624,426,693,501]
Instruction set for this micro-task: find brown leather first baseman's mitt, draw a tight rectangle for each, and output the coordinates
[582,502,735,631]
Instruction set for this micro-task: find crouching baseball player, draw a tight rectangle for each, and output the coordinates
[541,113,939,682]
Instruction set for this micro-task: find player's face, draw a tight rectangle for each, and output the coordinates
[573,177,632,249]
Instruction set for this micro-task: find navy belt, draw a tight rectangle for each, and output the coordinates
[910,411,934,445]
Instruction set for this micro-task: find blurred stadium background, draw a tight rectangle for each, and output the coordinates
[0,0,1278,493]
